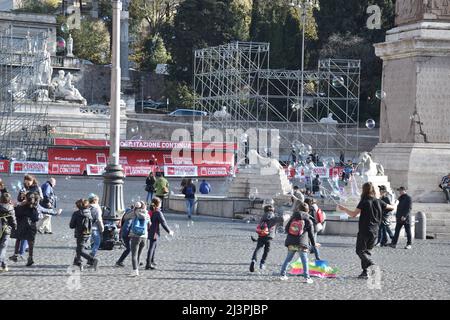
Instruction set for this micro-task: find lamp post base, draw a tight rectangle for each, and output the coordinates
[101,164,125,222]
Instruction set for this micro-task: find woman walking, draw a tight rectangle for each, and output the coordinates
[145,197,173,270]
[145,171,156,204]
[128,201,151,277]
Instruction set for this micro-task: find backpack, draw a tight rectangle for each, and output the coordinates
[256,221,269,237]
[315,208,326,224]
[288,219,304,236]
[131,217,148,236]
[80,215,92,236]
[184,185,195,197]
[120,218,133,239]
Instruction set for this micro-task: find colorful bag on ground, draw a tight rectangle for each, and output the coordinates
[289,259,339,278]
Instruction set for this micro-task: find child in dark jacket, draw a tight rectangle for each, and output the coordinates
[0,193,17,272]
[69,199,98,271]
[279,201,318,283]
[145,197,173,270]
[249,204,284,272]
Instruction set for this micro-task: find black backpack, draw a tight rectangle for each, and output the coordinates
[80,214,92,236]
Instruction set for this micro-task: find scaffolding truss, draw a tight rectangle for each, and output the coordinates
[193,41,361,160]
[0,26,51,161]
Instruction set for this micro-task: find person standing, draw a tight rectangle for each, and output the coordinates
[115,204,135,267]
[439,173,450,204]
[303,198,322,261]
[145,197,173,270]
[37,178,61,234]
[182,179,196,220]
[0,179,8,195]
[11,192,41,267]
[338,182,395,279]
[88,194,104,258]
[390,187,413,250]
[69,199,99,271]
[376,186,394,247]
[249,203,283,272]
[291,186,305,205]
[312,174,323,198]
[128,201,151,277]
[0,193,17,272]
[17,174,42,203]
[145,171,156,204]
[279,201,318,283]
[154,172,169,211]
[199,179,211,195]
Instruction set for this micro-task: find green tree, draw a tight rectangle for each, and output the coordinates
[14,0,60,14]
[70,18,111,64]
[131,34,171,71]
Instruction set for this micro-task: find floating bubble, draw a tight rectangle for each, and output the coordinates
[305,144,312,154]
[61,23,70,33]
[187,220,194,228]
[291,103,300,111]
[375,90,386,100]
[56,36,66,53]
[130,127,139,134]
[71,147,78,151]
[365,119,376,129]
[332,76,345,88]
[65,176,71,180]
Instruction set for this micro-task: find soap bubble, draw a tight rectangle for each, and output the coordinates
[56,36,66,53]
[65,176,71,180]
[365,119,376,129]
[130,127,139,134]
[187,220,194,228]
[291,103,300,111]
[304,144,312,154]
[60,23,69,33]
[332,76,344,88]
[375,90,386,100]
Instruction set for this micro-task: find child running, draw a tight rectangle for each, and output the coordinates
[145,197,173,270]
[249,203,283,272]
[279,201,318,283]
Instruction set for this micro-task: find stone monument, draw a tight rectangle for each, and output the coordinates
[67,33,74,57]
[373,0,450,202]
[51,70,87,105]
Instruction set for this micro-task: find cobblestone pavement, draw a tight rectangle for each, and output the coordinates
[0,175,449,300]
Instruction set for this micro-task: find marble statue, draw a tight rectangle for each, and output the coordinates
[51,70,87,105]
[67,34,74,57]
[213,106,231,118]
[319,113,338,124]
[248,149,284,175]
[35,39,53,86]
[26,31,32,54]
[358,152,385,177]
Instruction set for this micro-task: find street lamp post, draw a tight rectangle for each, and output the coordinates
[102,0,125,224]
[288,0,319,134]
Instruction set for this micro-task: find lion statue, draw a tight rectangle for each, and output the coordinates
[358,152,385,176]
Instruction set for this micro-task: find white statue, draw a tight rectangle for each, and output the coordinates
[214,106,230,118]
[67,34,74,57]
[26,31,32,54]
[247,149,284,175]
[358,152,385,177]
[35,39,53,86]
[319,113,338,124]
[51,70,87,105]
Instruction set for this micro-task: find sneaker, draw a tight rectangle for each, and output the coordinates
[389,244,396,248]
[92,258,99,271]
[128,270,139,277]
[279,275,288,281]
[44,232,53,234]
[25,258,34,267]
[150,263,156,270]
[305,278,314,284]
[249,259,256,272]
[115,261,125,267]
[374,243,381,247]
[57,209,63,215]
[405,245,412,250]
[358,271,368,279]
[8,255,18,263]
[259,264,266,270]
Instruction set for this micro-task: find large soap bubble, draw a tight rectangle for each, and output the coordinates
[365,119,376,129]
[332,76,345,88]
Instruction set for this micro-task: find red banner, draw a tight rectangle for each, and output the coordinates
[0,160,9,173]
[198,166,230,177]
[11,161,48,174]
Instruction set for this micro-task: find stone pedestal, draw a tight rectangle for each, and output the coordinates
[373,21,450,202]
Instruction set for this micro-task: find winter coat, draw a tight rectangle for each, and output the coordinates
[17,185,43,203]
[69,208,93,239]
[0,203,17,237]
[40,181,56,209]
[148,208,171,240]
[284,211,316,249]
[12,204,39,241]
[145,176,156,192]
[182,183,196,199]
[396,193,412,223]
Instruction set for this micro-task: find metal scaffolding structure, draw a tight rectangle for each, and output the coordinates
[193,41,361,160]
[0,26,51,161]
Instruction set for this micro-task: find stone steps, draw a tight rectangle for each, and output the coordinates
[426,219,450,226]
[432,233,450,240]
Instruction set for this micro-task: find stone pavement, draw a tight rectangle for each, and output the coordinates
[0,175,449,300]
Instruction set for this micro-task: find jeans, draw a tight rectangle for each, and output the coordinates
[377,224,394,245]
[130,237,146,270]
[280,249,310,278]
[74,237,94,265]
[311,231,321,260]
[146,238,158,265]
[117,237,131,264]
[15,239,33,258]
[0,234,10,266]
[146,192,153,203]
[90,229,102,257]
[443,188,450,202]
[391,220,412,246]
[185,198,196,218]
[355,232,376,272]
[19,240,28,255]
[251,237,271,265]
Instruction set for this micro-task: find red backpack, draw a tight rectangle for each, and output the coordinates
[315,208,325,224]
[288,219,304,236]
[256,222,269,237]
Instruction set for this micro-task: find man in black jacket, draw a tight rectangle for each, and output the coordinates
[390,187,413,249]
